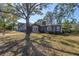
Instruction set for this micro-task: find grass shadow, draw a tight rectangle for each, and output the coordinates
[32,35,79,56]
[21,40,46,56]
[65,39,79,45]
[0,38,24,56]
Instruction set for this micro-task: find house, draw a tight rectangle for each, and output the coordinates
[17,19,62,33]
[32,24,62,33]
[17,23,26,32]
[32,19,62,33]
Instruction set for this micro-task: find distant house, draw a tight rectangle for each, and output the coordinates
[17,19,62,33]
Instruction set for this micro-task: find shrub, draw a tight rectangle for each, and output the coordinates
[48,31,54,34]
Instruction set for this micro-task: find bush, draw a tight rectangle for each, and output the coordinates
[48,31,54,34]
[6,26,12,30]
[62,28,71,33]
[40,31,45,33]
[48,31,62,35]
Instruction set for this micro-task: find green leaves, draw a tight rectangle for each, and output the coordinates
[43,11,53,24]
[53,3,78,24]
[70,18,77,24]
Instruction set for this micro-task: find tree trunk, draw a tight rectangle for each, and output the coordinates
[11,18,14,31]
[24,32,32,56]
[2,18,6,36]
[23,14,32,56]
[2,28,5,36]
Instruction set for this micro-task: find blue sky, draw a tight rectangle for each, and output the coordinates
[18,4,79,23]
[74,8,79,21]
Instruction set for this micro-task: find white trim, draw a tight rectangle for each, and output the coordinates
[47,26,52,31]
[32,26,39,33]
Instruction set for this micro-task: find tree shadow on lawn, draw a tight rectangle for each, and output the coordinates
[0,35,79,56]
[64,39,79,45]
[59,39,79,49]
[31,35,79,56]
[0,38,24,56]
[0,36,46,56]
[21,40,46,56]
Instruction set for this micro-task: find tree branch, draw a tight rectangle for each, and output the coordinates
[30,3,41,15]
[8,4,26,18]
[0,10,25,19]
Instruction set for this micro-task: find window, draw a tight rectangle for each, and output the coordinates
[47,26,52,31]
[56,26,60,31]
[32,26,38,32]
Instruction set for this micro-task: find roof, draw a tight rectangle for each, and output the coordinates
[18,22,32,25]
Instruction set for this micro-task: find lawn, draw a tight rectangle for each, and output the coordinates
[0,31,25,56]
[31,33,79,56]
[0,32,79,56]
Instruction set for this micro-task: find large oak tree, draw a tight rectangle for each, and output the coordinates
[0,3,49,55]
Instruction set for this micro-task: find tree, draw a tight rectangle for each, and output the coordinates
[0,12,18,35]
[5,14,19,30]
[62,19,71,33]
[70,18,77,24]
[0,3,50,55]
[44,11,53,24]
[53,3,78,24]
[0,4,18,35]
[34,19,43,25]
[0,15,7,35]
[70,18,78,33]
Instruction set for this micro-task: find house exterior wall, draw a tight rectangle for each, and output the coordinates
[17,23,62,33]
[40,26,47,33]
[32,26,39,33]
[47,26,52,32]
[54,25,62,33]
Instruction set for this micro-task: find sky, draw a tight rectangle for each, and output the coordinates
[74,8,79,21]
[18,4,79,24]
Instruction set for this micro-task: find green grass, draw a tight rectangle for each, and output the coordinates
[1,32,79,56]
[65,39,79,45]
[31,33,79,55]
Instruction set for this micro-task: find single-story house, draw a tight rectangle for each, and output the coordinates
[17,22,62,33]
[32,24,62,33]
[17,18,62,33]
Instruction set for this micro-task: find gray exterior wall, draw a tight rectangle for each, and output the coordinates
[17,23,62,33]
[17,23,26,32]
[40,26,47,33]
